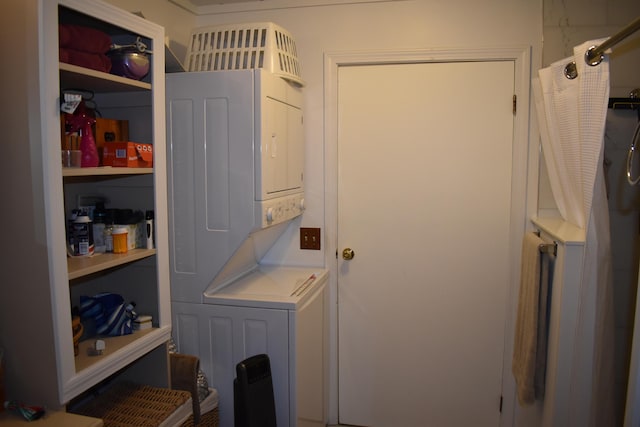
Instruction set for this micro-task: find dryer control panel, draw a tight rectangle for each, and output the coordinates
[257,193,305,228]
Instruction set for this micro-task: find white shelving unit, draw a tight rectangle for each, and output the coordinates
[0,0,171,410]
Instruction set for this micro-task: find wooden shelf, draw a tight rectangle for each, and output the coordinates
[60,62,151,92]
[66,326,172,401]
[63,166,153,177]
[0,411,103,427]
[75,328,157,372]
[68,249,156,280]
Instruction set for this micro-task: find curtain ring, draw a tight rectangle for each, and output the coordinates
[564,61,578,79]
[585,45,604,67]
[627,121,640,185]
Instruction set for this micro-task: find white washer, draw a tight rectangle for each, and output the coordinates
[202,266,328,427]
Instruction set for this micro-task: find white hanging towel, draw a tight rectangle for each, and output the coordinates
[512,232,550,405]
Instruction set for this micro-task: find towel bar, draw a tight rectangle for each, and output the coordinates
[534,230,558,256]
[538,242,557,256]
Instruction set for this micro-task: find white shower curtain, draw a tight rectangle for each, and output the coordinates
[533,40,616,425]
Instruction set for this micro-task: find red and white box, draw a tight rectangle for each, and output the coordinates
[103,142,153,168]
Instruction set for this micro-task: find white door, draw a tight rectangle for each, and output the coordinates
[337,61,515,427]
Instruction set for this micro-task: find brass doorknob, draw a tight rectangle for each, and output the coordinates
[342,248,355,260]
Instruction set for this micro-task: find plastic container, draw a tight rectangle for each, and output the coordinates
[61,149,82,167]
[104,222,114,253]
[70,213,94,257]
[145,210,154,249]
[93,208,107,253]
[185,22,303,86]
[112,227,128,254]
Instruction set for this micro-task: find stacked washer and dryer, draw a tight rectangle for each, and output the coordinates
[166,23,328,427]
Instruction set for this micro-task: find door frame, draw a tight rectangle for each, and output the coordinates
[323,46,535,426]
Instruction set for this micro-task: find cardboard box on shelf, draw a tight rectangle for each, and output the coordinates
[103,142,153,168]
[60,116,129,152]
[95,118,129,155]
[133,315,153,331]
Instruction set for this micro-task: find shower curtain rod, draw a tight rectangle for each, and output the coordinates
[585,15,640,65]
[564,15,640,79]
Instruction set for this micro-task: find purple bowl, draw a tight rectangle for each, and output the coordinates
[108,49,150,80]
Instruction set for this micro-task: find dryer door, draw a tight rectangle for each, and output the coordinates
[259,97,304,199]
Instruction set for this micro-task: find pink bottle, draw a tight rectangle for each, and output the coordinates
[79,118,99,167]
[68,110,99,168]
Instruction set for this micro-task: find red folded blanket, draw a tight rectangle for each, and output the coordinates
[59,24,111,54]
[59,48,112,73]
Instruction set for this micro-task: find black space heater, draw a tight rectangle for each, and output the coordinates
[234,354,277,427]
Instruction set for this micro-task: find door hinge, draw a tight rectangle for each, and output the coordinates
[499,395,503,413]
[512,94,517,115]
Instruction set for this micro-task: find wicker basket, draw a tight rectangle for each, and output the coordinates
[72,382,191,427]
[179,407,219,427]
[185,22,303,86]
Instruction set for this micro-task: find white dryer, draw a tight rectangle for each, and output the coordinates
[166,43,323,427]
[172,266,328,427]
[165,68,305,304]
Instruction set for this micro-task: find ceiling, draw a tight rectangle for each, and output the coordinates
[169,0,397,15]
[185,0,263,5]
